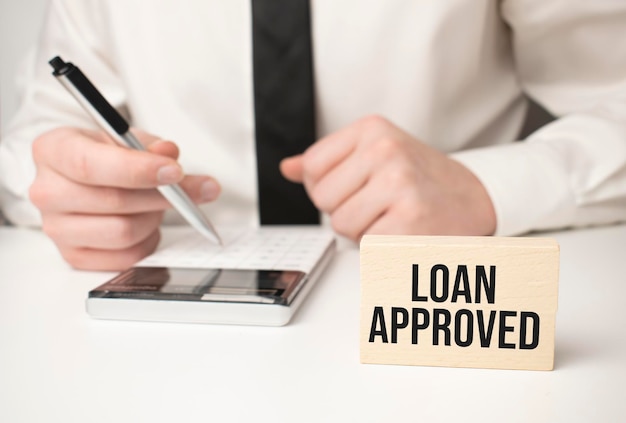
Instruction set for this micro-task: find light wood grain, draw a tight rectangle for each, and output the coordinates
[360,235,559,371]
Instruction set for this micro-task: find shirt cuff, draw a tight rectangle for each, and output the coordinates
[451,142,575,236]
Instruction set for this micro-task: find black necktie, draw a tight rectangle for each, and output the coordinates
[251,0,320,225]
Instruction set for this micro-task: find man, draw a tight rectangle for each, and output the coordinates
[1,0,625,270]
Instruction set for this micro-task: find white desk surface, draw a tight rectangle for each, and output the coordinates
[1,224,625,422]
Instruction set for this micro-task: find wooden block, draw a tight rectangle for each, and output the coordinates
[360,235,559,371]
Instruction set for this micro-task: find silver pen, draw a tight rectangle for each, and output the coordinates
[49,56,222,246]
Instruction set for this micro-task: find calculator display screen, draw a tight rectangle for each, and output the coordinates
[88,268,307,305]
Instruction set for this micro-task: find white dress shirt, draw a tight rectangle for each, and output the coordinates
[1,0,625,235]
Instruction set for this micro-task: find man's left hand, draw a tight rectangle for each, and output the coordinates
[280,115,497,241]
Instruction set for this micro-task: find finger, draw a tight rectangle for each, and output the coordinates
[363,212,415,237]
[300,115,395,185]
[306,152,371,213]
[42,211,164,250]
[328,178,393,241]
[63,127,180,159]
[363,199,443,237]
[132,128,181,160]
[130,128,174,149]
[57,230,162,271]
[280,155,304,183]
[299,124,360,185]
[30,168,220,214]
[33,130,184,188]
[146,139,180,160]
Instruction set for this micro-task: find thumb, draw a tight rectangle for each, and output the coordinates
[280,155,304,183]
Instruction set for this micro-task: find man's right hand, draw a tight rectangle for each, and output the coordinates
[29,127,220,271]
